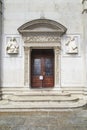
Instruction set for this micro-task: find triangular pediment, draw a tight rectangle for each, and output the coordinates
[18,19,67,36]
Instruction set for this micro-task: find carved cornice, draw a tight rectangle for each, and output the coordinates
[82,0,87,14]
[18,19,67,36]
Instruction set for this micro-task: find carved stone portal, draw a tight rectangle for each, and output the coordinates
[18,19,67,89]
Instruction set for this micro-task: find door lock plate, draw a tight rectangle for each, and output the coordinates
[39,75,43,80]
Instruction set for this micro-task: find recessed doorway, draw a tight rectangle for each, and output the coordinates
[31,49,54,88]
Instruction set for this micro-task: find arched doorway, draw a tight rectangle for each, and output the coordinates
[18,19,67,89]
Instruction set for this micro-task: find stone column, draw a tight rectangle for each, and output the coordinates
[24,47,31,87]
[82,0,87,92]
[54,47,60,88]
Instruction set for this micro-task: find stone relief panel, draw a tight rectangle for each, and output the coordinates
[6,38,19,54]
[5,35,22,57]
[61,34,80,56]
[65,36,78,54]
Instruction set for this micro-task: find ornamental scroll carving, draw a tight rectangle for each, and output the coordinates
[24,33,60,43]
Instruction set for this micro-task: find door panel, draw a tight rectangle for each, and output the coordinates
[33,58,41,76]
[43,58,54,87]
[45,58,53,76]
[31,58,42,88]
[31,49,54,88]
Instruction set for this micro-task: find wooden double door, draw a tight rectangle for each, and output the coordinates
[31,49,54,88]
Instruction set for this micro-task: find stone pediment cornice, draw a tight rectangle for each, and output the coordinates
[18,19,67,36]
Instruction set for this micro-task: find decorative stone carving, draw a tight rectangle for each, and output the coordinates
[24,47,30,86]
[54,47,60,87]
[6,38,19,54]
[82,0,87,13]
[18,19,67,88]
[18,19,67,36]
[24,33,60,43]
[65,36,78,54]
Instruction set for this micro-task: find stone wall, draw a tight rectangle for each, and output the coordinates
[1,0,85,91]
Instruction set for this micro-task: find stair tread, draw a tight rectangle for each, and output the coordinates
[2,91,71,96]
[0,99,86,110]
[3,95,79,102]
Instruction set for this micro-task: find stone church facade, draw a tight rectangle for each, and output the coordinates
[0,0,87,110]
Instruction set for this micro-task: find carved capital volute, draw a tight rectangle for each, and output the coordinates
[54,46,61,55]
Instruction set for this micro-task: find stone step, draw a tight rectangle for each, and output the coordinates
[3,95,79,102]
[13,92,71,97]
[2,91,71,96]
[83,92,87,95]
[0,99,86,111]
[0,89,85,111]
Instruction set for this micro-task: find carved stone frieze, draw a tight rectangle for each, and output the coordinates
[24,33,61,43]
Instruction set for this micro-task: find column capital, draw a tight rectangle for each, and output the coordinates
[54,46,61,55]
[24,46,31,51]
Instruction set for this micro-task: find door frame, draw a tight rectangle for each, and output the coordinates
[24,46,61,90]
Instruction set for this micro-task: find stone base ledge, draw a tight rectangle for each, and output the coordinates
[0,99,86,112]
